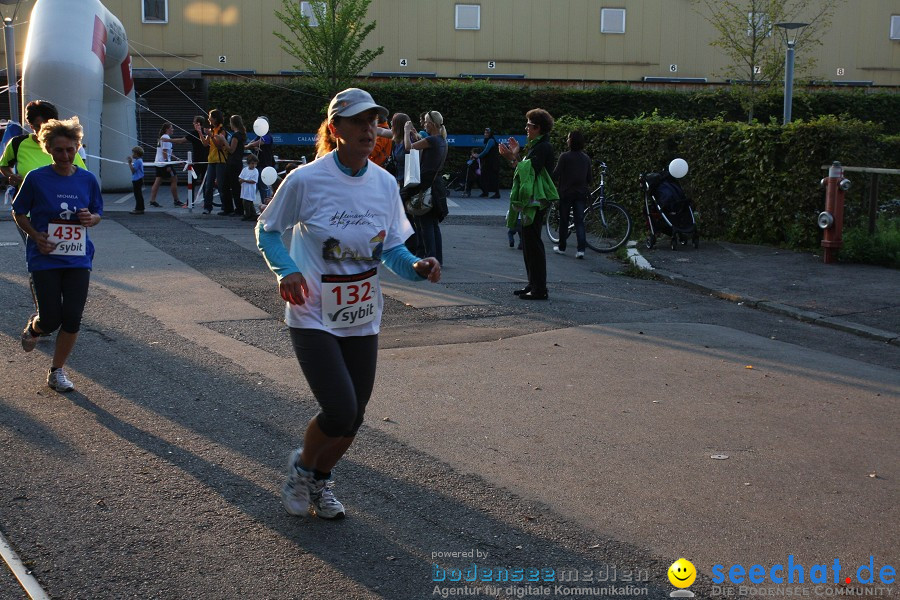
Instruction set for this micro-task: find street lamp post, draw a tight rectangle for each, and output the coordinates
[775,22,809,125]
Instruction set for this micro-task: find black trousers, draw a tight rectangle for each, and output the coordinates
[522,208,547,294]
[289,328,379,438]
[558,192,587,252]
[32,268,91,334]
[132,180,145,211]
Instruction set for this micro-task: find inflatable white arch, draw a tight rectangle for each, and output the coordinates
[22,0,137,190]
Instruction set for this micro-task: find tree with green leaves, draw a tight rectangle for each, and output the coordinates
[274,0,384,100]
[692,0,841,122]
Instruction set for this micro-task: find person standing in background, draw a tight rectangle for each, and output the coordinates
[552,130,592,259]
[199,109,229,215]
[500,109,558,301]
[127,146,145,214]
[188,116,208,205]
[246,118,274,200]
[474,127,500,198]
[223,114,248,217]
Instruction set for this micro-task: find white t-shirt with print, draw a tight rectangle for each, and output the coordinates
[258,154,413,336]
[239,166,259,201]
[154,134,173,164]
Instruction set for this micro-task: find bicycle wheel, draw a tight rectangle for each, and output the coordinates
[545,203,562,243]
[584,201,632,252]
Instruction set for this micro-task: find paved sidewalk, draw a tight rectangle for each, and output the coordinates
[632,240,900,345]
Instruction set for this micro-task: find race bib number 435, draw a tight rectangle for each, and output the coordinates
[48,221,86,256]
[321,268,378,329]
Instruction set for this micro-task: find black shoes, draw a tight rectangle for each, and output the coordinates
[513,287,531,296]
[518,290,549,300]
[491,193,501,199]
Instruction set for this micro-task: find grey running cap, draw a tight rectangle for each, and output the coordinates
[327,88,389,122]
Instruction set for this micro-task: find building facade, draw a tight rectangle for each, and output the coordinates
[1,0,898,85]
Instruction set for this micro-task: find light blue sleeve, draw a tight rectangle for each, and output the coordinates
[382,244,425,281]
[255,220,300,281]
[476,138,496,159]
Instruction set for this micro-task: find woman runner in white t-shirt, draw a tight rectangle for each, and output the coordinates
[255,88,441,520]
[148,123,187,207]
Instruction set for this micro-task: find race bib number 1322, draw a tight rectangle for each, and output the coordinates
[321,268,378,329]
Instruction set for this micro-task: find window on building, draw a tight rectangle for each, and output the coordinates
[142,0,167,23]
[891,15,900,40]
[301,1,324,27]
[747,12,772,37]
[455,4,481,30]
[600,8,626,34]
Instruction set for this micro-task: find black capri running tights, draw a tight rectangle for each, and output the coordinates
[289,328,378,438]
[32,268,91,334]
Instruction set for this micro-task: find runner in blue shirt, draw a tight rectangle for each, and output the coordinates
[12,117,103,393]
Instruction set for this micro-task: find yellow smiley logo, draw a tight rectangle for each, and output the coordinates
[668,558,697,588]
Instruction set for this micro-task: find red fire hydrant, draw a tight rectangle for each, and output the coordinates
[818,161,851,264]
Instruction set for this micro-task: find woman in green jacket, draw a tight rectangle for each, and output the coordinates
[500,109,558,300]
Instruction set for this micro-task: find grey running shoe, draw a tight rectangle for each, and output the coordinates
[21,316,38,352]
[309,478,345,520]
[47,368,75,392]
[281,448,315,516]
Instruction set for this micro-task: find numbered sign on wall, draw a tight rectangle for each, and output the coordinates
[669,64,677,73]
[218,56,226,63]
[400,58,408,67]
[488,61,496,69]
[836,67,845,76]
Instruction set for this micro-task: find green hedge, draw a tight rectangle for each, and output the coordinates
[209,79,900,136]
[552,115,900,248]
[210,79,900,250]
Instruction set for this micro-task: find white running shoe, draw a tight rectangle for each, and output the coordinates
[281,448,316,516]
[308,479,345,520]
[552,246,566,255]
[575,251,585,259]
[47,368,75,392]
[21,316,38,352]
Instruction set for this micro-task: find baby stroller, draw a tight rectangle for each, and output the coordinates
[444,159,480,195]
[640,158,699,250]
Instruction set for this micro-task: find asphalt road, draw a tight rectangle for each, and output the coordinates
[1,207,897,600]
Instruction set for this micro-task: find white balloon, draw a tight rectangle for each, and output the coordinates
[668,158,689,179]
[253,117,269,137]
[260,166,278,186]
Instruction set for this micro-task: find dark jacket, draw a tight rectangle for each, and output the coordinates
[553,150,592,198]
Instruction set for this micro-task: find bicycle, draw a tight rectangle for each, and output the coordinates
[546,161,632,252]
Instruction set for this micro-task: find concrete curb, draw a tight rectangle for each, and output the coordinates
[628,246,900,346]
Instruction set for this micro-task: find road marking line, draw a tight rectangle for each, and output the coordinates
[115,193,134,204]
[0,529,50,600]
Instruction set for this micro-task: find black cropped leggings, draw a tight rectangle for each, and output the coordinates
[32,268,91,334]
[289,328,378,438]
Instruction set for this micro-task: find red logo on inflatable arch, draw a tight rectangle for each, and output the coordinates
[91,15,107,64]
[121,54,134,95]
